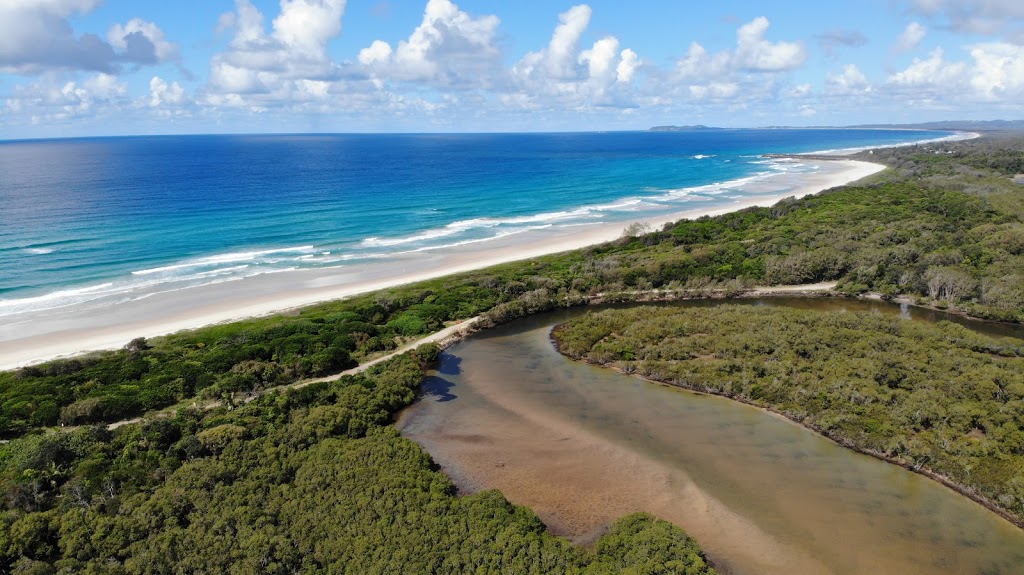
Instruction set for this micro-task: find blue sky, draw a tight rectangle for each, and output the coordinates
[2,0,1023,138]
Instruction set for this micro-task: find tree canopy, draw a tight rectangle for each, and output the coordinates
[553,304,1024,526]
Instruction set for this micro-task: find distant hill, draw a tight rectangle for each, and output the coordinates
[846,120,1024,132]
[649,120,1024,132]
[649,125,723,131]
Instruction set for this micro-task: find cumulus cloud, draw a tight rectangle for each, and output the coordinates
[510,4,641,109]
[674,42,732,81]
[513,5,589,82]
[0,0,176,73]
[149,76,187,107]
[669,16,804,109]
[206,0,350,105]
[896,22,927,52]
[616,48,639,83]
[358,0,502,87]
[544,4,591,79]
[827,64,872,94]
[968,42,1024,98]
[734,17,806,71]
[888,48,967,87]
[878,41,1024,111]
[675,16,805,82]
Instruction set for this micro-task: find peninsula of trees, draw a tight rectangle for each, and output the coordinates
[552,305,1024,526]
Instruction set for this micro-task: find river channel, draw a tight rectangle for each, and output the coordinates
[397,298,1024,575]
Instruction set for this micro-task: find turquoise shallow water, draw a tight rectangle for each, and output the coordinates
[0,129,952,317]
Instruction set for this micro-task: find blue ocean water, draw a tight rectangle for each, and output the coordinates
[0,129,953,317]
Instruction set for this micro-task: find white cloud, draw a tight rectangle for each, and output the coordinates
[888,48,967,87]
[205,0,351,106]
[358,0,502,87]
[358,40,393,66]
[896,22,927,52]
[544,4,591,79]
[669,16,804,109]
[616,49,639,83]
[579,36,619,80]
[272,0,346,60]
[969,42,1024,99]
[514,5,591,82]
[734,17,806,71]
[149,76,186,107]
[827,64,871,94]
[675,42,732,81]
[509,4,640,110]
[876,41,1024,111]
[108,19,179,64]
[673,17,804,82]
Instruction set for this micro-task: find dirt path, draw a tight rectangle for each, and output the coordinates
[293,317,481,389]
[107,317,481,430]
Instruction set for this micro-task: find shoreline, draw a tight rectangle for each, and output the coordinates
[0,158,885,370]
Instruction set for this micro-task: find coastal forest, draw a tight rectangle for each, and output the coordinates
[3,135,1024,570]
[552,305,1024,526]
[0,348,717,574]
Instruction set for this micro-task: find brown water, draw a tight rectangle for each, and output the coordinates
[397,299,1024,575]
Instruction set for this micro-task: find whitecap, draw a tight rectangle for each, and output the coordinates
[132,245,317,275]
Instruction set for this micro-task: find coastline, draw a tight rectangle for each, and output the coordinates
[0,158,885,370]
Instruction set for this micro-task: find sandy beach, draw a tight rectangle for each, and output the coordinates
[0,158,884,370]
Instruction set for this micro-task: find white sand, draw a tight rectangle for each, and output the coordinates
[0,159,884,370]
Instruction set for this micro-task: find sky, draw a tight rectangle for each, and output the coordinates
[1,0,1024,138]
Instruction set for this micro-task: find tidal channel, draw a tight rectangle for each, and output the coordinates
[397,298,1024,575]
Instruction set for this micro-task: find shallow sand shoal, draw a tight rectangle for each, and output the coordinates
[0,159,884,370]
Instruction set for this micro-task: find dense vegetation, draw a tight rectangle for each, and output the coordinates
[552,305,1024,525]
[0,349,717,574]
[6,136,1024,437]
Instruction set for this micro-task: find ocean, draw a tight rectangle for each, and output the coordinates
[0,129,954,319]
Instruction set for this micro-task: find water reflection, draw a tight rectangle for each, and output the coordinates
[398,299,1024,575]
